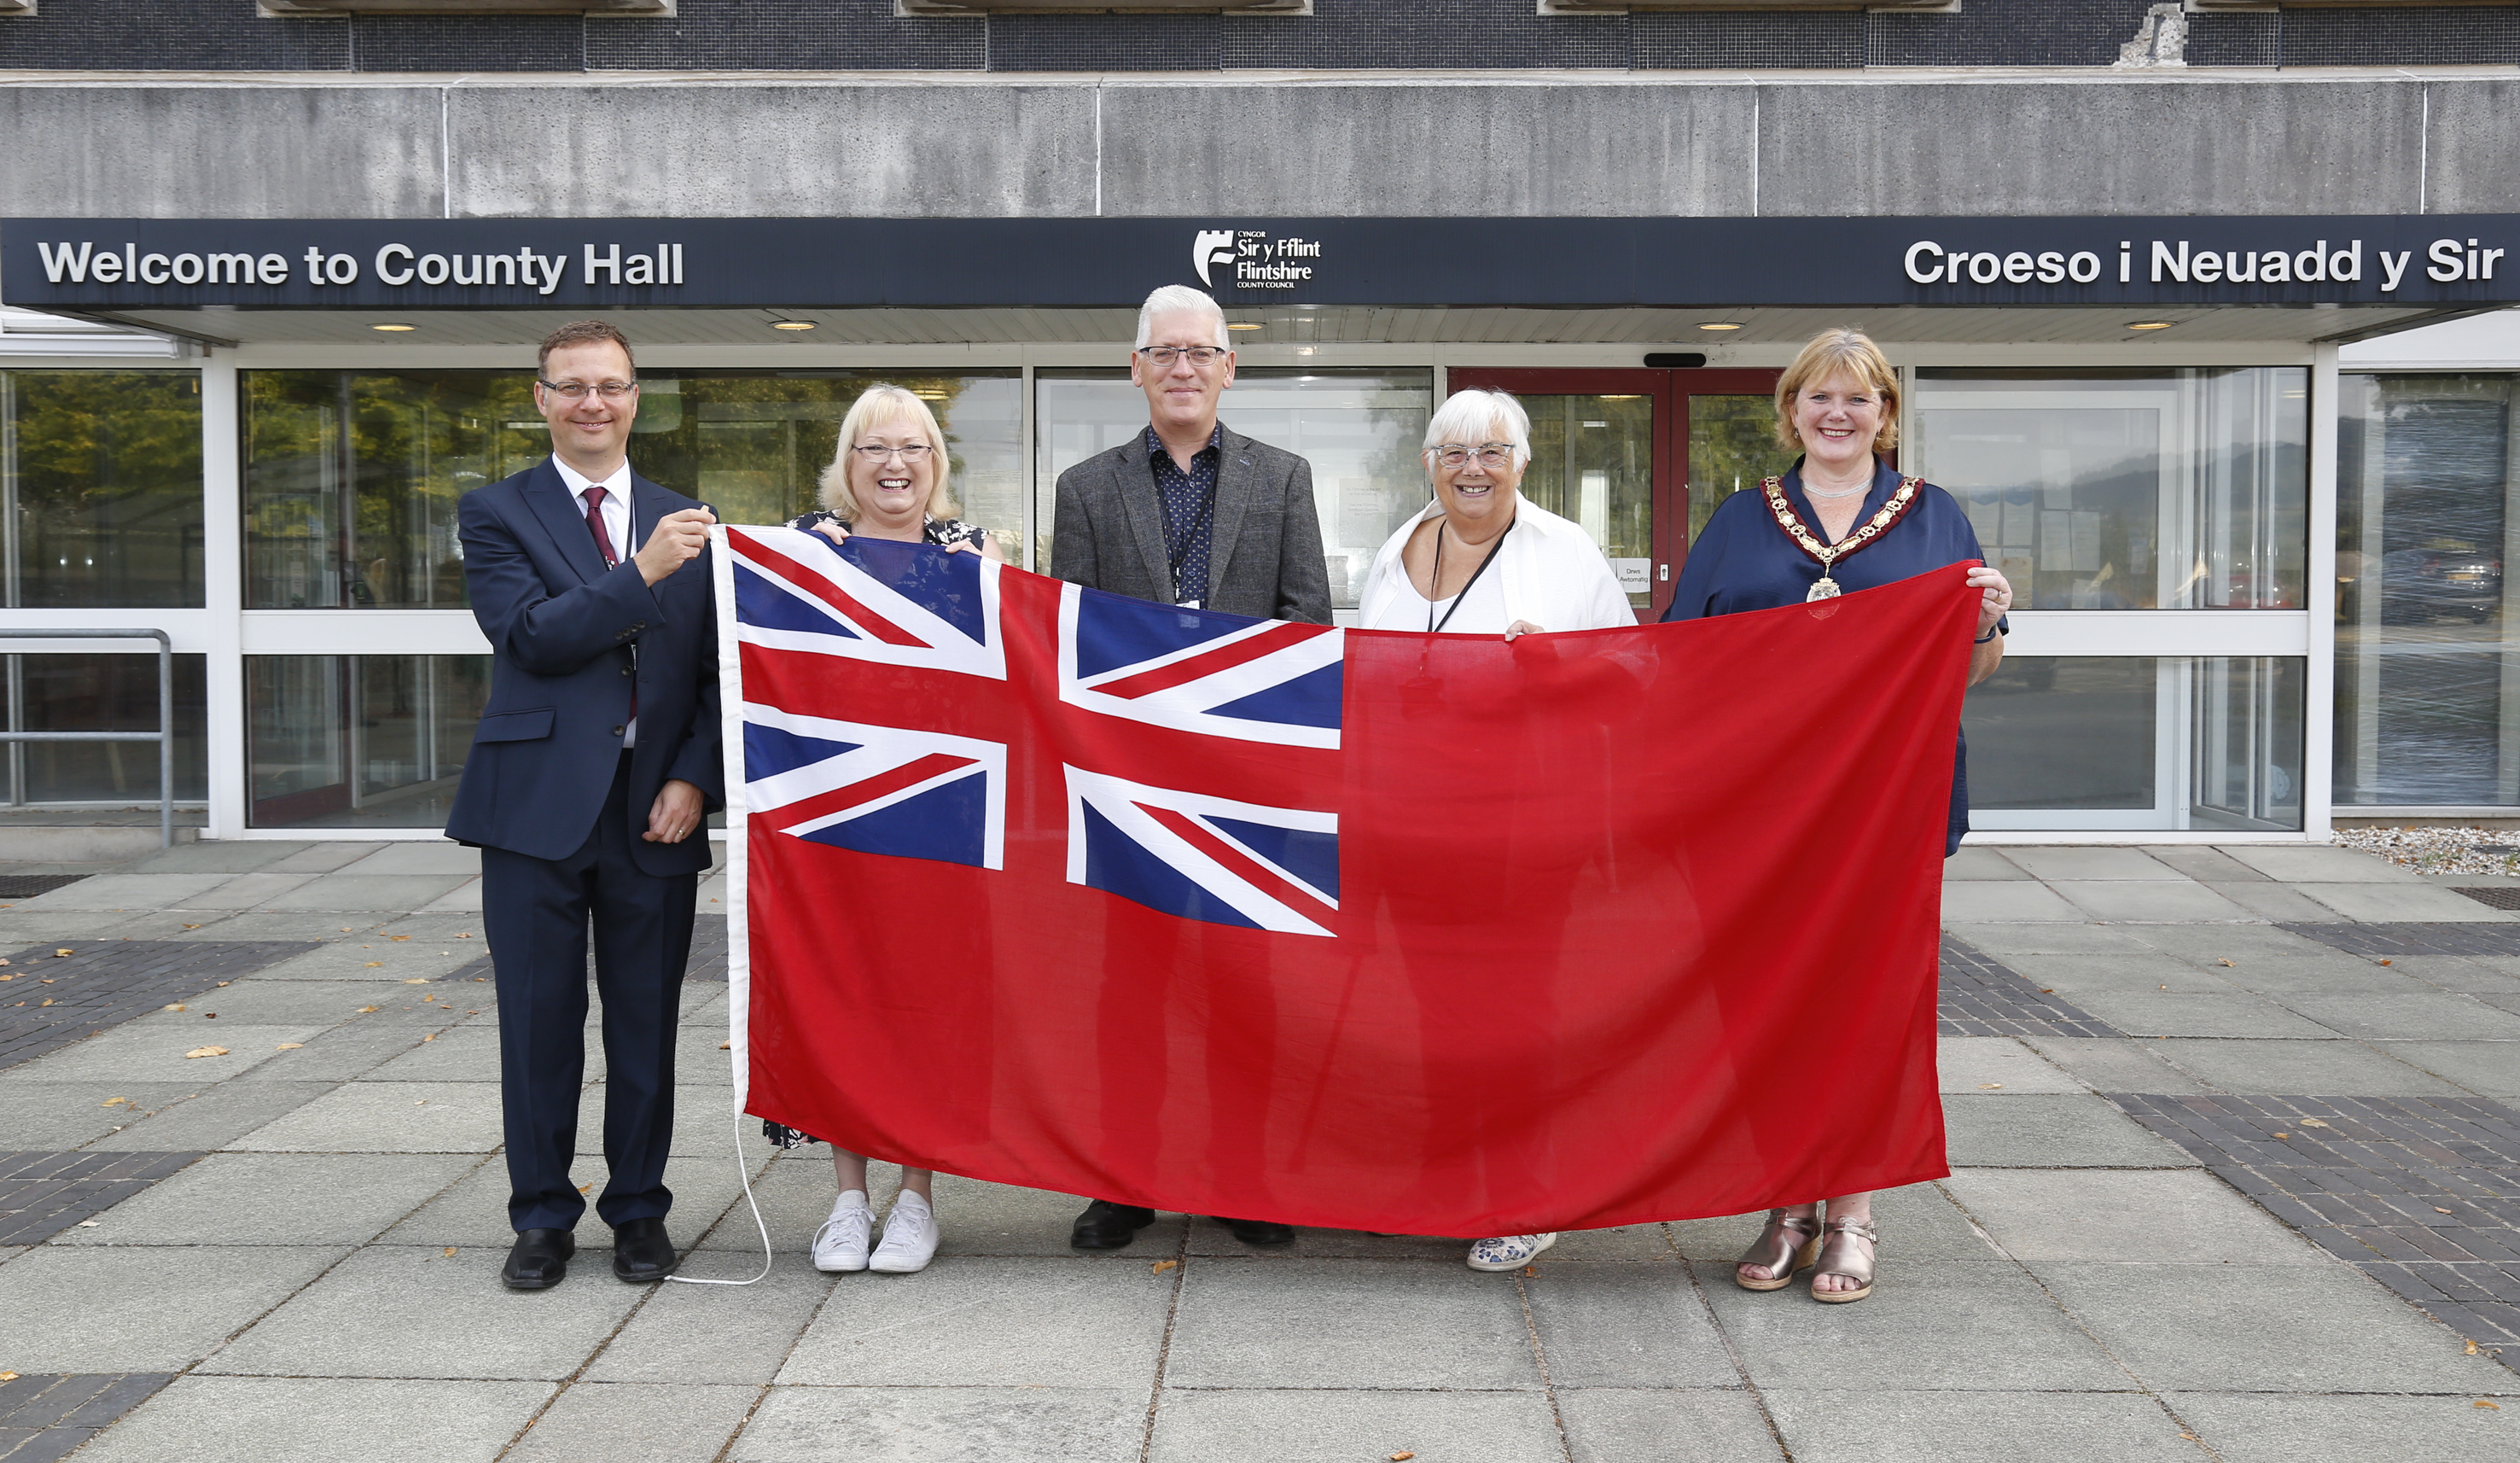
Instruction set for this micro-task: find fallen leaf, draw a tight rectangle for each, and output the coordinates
[2217,959,2235,967]
[2275,1132,2290,1139]
[1391,1454,1417,1461]
[1150,1259,1178,1274]
[1978,1082,2004,1089]
[164,1003,186,1011]
[364,962,384,969]
[445,1247,457,1257]
[2469,1339,2482,1355]
[2378,959,2393,966]
[2479,1400,2502,1410]
[39,998,53,1006]
[578,1183,592,1193]
[393,936,411,942]
[0,1372,15,1381]
[102,1096,129,1107]
[2159,983,2168,989]
[2299,1118,2330,1128]
[2178,1432,2197,1441]
[358,1005,378,1013]
[340,927,352,932]
[76,1220,100,1228]
[204,1013,217,1019]
[40,977,54,983]
[2040,988,2055,994]
[184,1046,230,1058]
[402,977,426,984]
[2436,1207,2454,1215]
[422,1033,435,1042]
[276,1042,303,1050]
[1522,1264,1539,1277]
[181,924,201,930]
[216,981,229,987]
[55,948,71,957]
[457,932,472,938]
[719,1040,731,1050]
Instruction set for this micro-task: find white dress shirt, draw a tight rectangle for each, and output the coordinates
[1356,496,1636,636]
[554,456,637,748]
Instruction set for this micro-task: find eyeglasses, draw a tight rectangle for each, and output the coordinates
[852,442,934,463]
[538,379,637,400]
[1431,443,1517,469]
[1136,346,1228,368]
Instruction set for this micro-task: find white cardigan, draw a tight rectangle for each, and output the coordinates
[1355,496,1637,634]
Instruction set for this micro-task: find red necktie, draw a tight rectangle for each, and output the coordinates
[584,485,635,726]
[582,485,619,567]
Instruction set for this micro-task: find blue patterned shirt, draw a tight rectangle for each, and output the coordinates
[1147,423,1222,607]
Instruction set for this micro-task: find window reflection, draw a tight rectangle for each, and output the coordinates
[1517,393,1656,609]
[2,653,207,808]
[1914,369,2308,611]
[247,655,488,828]
[1033,369,1433,609]
[242,370,1023,607]
[1686,393,1802,546]
[2334,372,2520,807]
[4,371,203,609]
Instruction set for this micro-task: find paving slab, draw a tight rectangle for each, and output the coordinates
[235,1016,462,1084]
[732,1386,1144,1463]
[204,1244,649,1380]
[12,874,236,911]
[777,1255,1174,1388]
[2296,883,2520,922]
[1943,848,2034,881]
[7,1022,325,1082]
[2061,988,2340,1040]
[2139,847,2273,883]
[1539,1222,1680,1262]
[2391,955,2520,994]
[1937,1035,2086,1093]
[264,843,392,874]
[418,879,485,913]
[1163,1257,1540,1390]
[1993,951,2239,994]
[174,872,320,909]
[2203,880,2356,923]
[2017,1035,2211,1095]
[246,937,483,981]
[1763,1389,2196,1463]
[2039,1261,2515,1392]
[153,910,381,942]
[0,1244,346,1371]
[1149,1388,1564,1463]
[1181,1214,1472,1260]
[1667,1184,1999,1267]
[2053,881,2259,923]
[1558,1388,1783,1463]
[2121,923,2363,965]
[690,1157,1157,1260]
[119,842,313,875]
[253,876,473,912]
[1941,1093,2198,1168]
[505,1381,759,1463]
[225,1079,504,1153]
[2150,1037,2470,1095]
[2276,991,2520,1040]
[1526,1260,1739,1386]
[338,842,480,877]
[51,1151,474,1247]
[1941,1169,2324,1264]
[362,1023,513,1082]
[0,912,158,942]
[379,1152,759,1250]
[84,1081,344,1152]
[583,1262,833,1384]
[69,1376,552,1463]
[2002,848,2189,882]
[2369,1041,2520,1098]
[116,976,396,1026]
[2220,845,2423,883]
[2170,1392,2515,1463]
[0,1081,199,1148]
[2201,955,2436,996]
[1937,883,2087,923]
[1690,1259,2126,1392]
[574,1083,749,1162]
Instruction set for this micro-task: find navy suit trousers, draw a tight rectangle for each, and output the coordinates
[485,753,698,1233]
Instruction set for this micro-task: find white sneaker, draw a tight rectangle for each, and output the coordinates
[812,1192,873,1273]
[1466,1232,1557,1272]
[868,1192,940,1274]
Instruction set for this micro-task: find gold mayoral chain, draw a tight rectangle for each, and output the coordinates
[1761,474,1923,603]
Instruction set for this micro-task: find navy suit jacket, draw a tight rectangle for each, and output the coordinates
[445,456,723,873]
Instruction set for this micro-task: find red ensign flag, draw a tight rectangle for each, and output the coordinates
[718,528,1974,1236]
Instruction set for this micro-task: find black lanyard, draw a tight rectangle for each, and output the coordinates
[1428,516,1514,633]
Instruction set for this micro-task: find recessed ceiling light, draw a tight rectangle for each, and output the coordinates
[2127,320,2176,331]
[370,323,416,332]
[771,320,816,331]
[1696,322,1743,332]
[1226,321,1263,331]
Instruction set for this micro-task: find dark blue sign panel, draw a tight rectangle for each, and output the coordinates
[3,216,2515,311]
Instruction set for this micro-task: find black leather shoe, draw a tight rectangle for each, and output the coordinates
[502,1227,575,1290]
[610,1216,679,1282]
[1219,1216,1296,1247]
[1070,1199,1157,1250]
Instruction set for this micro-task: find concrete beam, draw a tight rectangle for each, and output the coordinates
[2420,78,2520,215]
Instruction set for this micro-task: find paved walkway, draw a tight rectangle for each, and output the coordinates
[0,839,2513,1462]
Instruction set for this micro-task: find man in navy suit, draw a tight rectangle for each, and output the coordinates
[447,320,722,1291]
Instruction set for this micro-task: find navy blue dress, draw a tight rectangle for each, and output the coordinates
[1661,457,1998,857]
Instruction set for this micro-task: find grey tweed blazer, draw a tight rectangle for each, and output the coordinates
[1050,423,1334,626]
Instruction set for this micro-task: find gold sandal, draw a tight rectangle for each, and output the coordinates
[1733,1209,1822,1291]
[1809,1215,1877,1304]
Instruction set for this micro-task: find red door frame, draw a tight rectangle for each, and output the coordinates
[1446,366,1783,620]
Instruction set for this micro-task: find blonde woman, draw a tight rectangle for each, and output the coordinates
[1663,328,2012,1304]
[791,383,1005,563]
[765,385,1004,1277]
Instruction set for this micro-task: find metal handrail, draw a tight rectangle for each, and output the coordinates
[0,628,173,848]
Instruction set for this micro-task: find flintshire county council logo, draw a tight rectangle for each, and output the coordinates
[1192,228,1322,292]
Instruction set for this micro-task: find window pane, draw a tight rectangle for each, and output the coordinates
[1033,369,1434,609]
[1914,369,2308,611]
[2334,372,2520,806]
[1516,393,1654,609]
[1687,393,1800,545]
[5,371,203,608]
[3,652,207,805]
[247,654,488,829]
[1966,656,2303,831]
[243,370,1022,608]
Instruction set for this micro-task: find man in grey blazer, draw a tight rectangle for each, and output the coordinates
[1052,284,1332,1251]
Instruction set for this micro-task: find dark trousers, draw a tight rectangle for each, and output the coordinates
[483,753,698,1233]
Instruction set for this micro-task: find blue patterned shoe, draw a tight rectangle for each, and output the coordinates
[1465,1232,1557,1272]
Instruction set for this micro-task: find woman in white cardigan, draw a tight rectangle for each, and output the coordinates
[1355,388,1635,1273]
[1357,390,1635,641]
